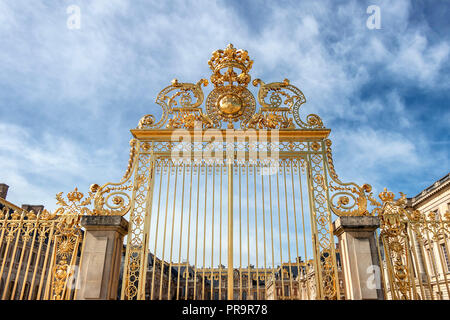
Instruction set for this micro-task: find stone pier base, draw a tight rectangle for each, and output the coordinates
[76,216,128,300]
[333,216,384,300]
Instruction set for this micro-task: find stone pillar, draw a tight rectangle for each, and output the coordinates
[0,183,9,199]
[77,216,128,300]
[333,216,383,300]
[22,204,44,213]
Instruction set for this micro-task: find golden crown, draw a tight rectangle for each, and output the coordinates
[379,188,395,202]
[67,187,84,202]
[208,44,253,87]
[208,44,253,73]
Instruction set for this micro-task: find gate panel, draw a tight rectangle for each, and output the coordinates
[139,151,327,300]
[0,197,84,300]
[377,191,450,300]
[111,44,350,300]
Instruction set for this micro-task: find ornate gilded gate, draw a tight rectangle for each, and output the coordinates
[375,189,450,300]
[86,44,378,300]
[0,191,87,300]
[2,45,446,301]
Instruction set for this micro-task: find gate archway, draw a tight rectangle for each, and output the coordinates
[90,44,376,300]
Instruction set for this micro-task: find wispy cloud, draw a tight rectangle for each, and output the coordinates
[0,0,448,210]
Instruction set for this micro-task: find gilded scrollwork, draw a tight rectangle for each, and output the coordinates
[246,109,295,129]
[47,189,85,300]
[135,44,327,131]
[377,189,416,299]
[138,78,213,130]
[54,187,94,216]
[89,140,149,217]
[324,139,378,216]
[251,78,323,130]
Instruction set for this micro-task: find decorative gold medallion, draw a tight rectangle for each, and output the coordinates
[206,86,256,128]
[218,94,242,115]
[204,44,257,128]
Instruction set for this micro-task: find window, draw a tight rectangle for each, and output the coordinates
[434,209,440,221]
[24,282,30,299]
[33,285,39,299]
[427,249,438,274]
[441,244,450,272]
[284,285,289,296]
[7,281,15,300]
[15,248,22,262]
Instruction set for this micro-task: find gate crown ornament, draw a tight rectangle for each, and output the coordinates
[70,45,380,220]
[208,43,253,87]
[137,44,324,130]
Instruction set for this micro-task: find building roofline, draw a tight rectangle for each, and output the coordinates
[409,172,450,207]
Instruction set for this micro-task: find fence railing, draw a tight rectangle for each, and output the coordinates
[377,189,450,300]
[0,196,84,300]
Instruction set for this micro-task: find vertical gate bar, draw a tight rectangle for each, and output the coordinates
[261,165,267,299]
[246,163,250,299]
[238,163,243,300]
[440,223,450,299]
[381,235,399,299]
[320,145,341,300]
[20,221,38,299]
[405,229,419,299]
[0,210,8,251]
[276,162,285,297]
[73,227,87,300]
[407,226,426,299]
[290,160,302,299]
[201,165,209,299]
[375,231,388,299]
[28,224,50,300]
[253,164,259,299]
[268,164,276,295]
[193,163,201,300]
[282,161,294,298]
[425,230,442,299]
[43,230,58,299]
[167,162,179,300]
[435,219,450,298]
[150,161,164,300]
[2,212,24,299]
[12,223,34,299]
[184,163,194,300]
[61,233,82,300]
[159,161,172,299]
[120,147,146,300]
[138,151,156,300]
[297,159,310,299]
[219,163,223,300]
[434,236,450,298]
[0,211,9,295]
[416,234,435,299]
[176,164,186,300]
[210,163,216,300]
[305,154,324,299]
[227,160,234,300]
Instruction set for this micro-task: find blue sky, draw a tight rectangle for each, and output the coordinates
[0,0,449,211]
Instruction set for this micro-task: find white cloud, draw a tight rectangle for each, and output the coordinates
[0,122,123,211]
[389,32,450,85]
[0,0,448,210]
